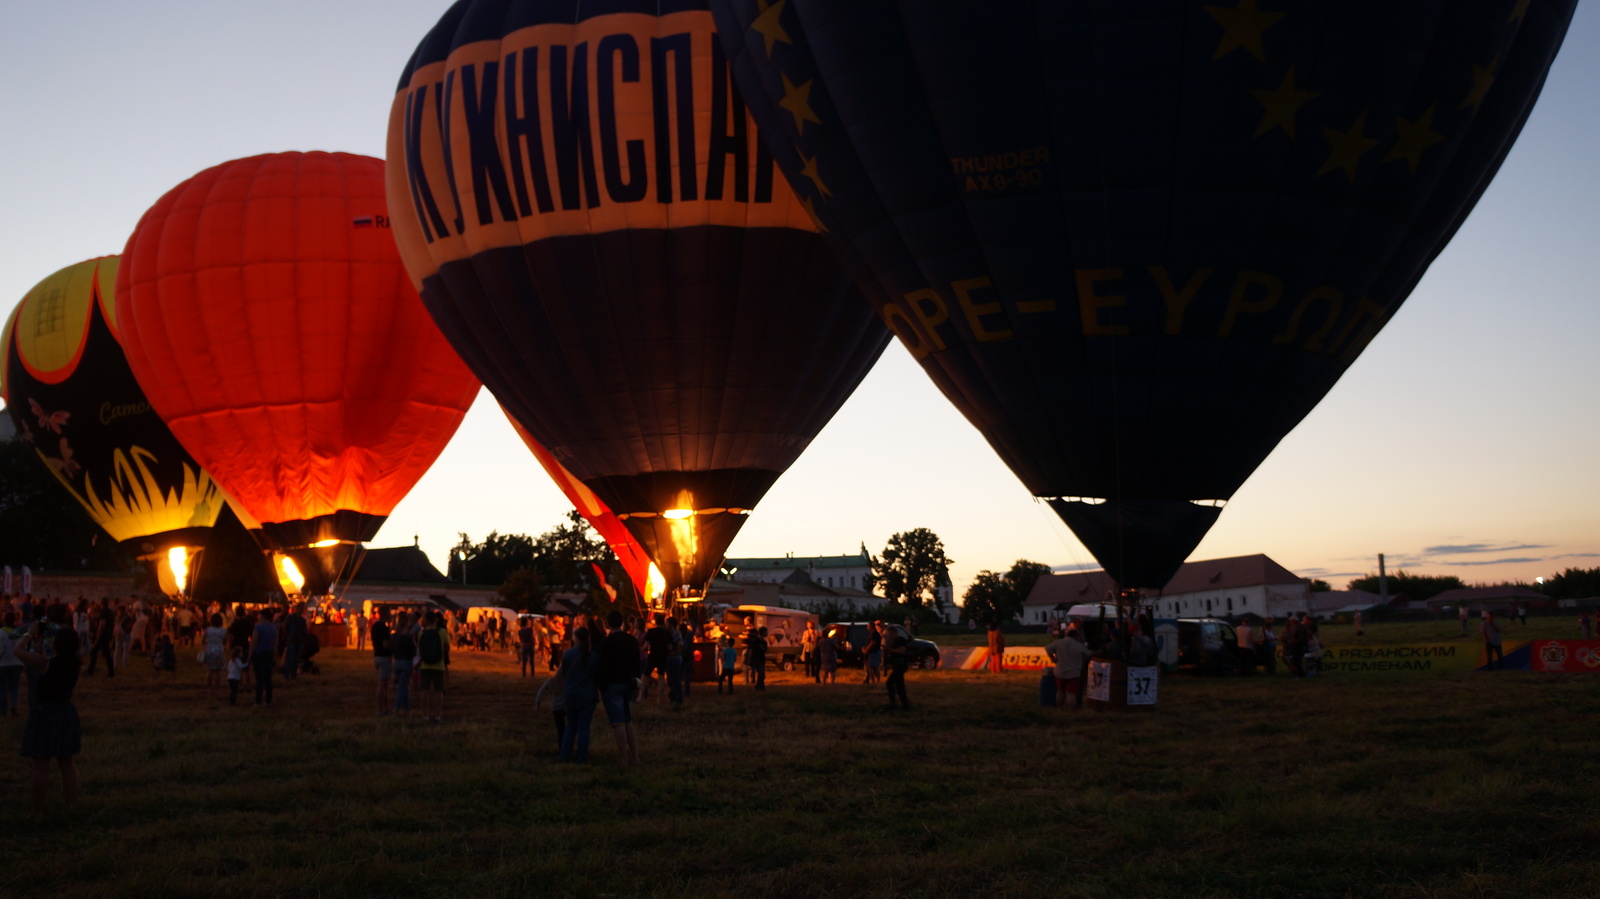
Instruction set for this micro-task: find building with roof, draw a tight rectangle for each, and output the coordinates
[1021,554,1312,624]
[725,549,874,591]
[724,546,954,611]
[342,543,501,609]
[1423,584,1547,613]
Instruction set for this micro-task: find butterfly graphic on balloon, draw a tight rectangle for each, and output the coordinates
[27,398,79,479]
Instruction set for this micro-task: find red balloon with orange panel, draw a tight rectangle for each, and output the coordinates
[115,152,482,596]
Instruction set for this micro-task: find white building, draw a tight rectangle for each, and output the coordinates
[1021,553,1312,624]
[725,549,874,591]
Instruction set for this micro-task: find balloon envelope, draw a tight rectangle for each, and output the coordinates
[388,0,888,594]
[714,0,1577,587]
[116,152,482,593]
[2,256,244,559]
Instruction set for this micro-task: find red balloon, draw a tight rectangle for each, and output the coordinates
[116,152,480,592]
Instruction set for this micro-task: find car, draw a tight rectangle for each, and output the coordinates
[823,622,941,669]
[1174,617,1249,675]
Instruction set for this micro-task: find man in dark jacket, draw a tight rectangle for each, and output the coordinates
[596,611,641,766]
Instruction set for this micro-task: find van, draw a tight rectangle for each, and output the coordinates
[719,605,819,670]
[1175,617,1247,675]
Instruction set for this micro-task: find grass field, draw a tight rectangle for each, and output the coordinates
[2,625,1597,899]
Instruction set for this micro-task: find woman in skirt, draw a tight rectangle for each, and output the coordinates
[14,623,82,812]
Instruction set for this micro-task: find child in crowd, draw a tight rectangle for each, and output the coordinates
[226,647,247,705]
[151,633,177,672]
[1304,632,1323,677]
[717,636,737,694]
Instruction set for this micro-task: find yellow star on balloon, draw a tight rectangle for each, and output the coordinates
[780,73,822,134]
[799,195,829,233]
[799,151,832,198]
[1460,54,1499,115]
[1382,105,1445,174]
[1250,66,1318,138]
[751,0,793,59]
[1205,0,1285,63]
[1318,111,1380,183]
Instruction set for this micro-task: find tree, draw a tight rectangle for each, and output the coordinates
[449,512,625,613]
[447,530,537,586]
[1346,570,1464,602]
[961,559,1051,625]
[868,528,953,610]
[1538,567,1600,600]
[0,436,134,573]
[1307,578,1332,592]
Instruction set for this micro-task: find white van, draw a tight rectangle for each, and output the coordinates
[721,604,820,670]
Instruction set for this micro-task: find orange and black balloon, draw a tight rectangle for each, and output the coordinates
[714,0,1578,587]
[115,152,482,595]
[387,0,888,598]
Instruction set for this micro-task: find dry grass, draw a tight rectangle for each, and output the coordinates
[1,629,1597,899]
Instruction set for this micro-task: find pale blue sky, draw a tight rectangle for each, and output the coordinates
[2,2,1595,598]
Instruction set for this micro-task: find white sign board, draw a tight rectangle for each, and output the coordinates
[1126,666,1159,705]
[1086,660,1112,702]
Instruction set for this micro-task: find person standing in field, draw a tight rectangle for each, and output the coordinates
[0,612,25,718]
[678,617,696,700]
[750,627,769,691]
[13,623,81,812]
[802,620,820,683]
[370,608,393,716]
[883,622,911,710]
[1235,618,1254,676]
[1459,605,1469,636]
[1280,616,1303,677]
[1045,626,1091,709]
[986,622,1005,673]
[1580,613,1593,640]
[642,613,672,702]
[86,599,116,678]
[1517,603,1527,626]
[390,612,418,718]
[1482,611,1504,671]
[418,611,449,723]
[717,636,738,693]
[353,609,368,651]
[596,611,640,767]
[864,622,883,684]
[517,616,536,677]
[557,626,599,763]
[1252,617,1271,675]
[1353,610,1364,637]
[281,603,307,681]
[818,627,838,684]
[248,609,278,706]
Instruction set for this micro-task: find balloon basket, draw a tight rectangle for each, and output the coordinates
[1084,659,1159,712]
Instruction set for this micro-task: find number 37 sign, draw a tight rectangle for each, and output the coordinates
[1087,661,1160,707]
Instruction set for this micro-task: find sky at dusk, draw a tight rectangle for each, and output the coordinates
[1,2,1595,601]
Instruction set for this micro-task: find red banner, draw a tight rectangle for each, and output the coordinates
[1530,640,1600,673]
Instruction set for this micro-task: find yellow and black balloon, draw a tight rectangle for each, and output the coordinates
[0,256,250,595]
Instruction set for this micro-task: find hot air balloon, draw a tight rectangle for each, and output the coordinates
[502,409,657,601]
[116,152,482,596]
[1,256,251,596]
[713,0,1577,588]
[386,0,889,599]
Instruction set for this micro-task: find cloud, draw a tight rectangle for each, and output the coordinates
[1424,543,1548,555]
[1438,557,1544,566]
[1554,552,1600,559]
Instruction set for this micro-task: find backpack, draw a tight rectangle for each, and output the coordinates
[419,627,443,665]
